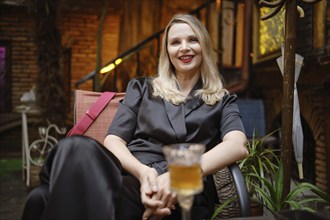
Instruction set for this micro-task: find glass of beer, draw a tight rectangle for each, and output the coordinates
[163,143,205,220]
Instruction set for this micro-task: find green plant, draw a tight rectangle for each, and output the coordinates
[211,130,330,219]
[251,161,330,214]
[239,130,281,199]
[211,131,280,219]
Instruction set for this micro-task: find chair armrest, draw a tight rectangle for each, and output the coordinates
[228,163,251,217]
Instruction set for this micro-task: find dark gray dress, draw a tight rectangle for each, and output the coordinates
[108,77,245,218]
[109,77,244,168]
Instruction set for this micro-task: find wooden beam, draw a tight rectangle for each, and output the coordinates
[281,0,297,201]
[325,83,330,196]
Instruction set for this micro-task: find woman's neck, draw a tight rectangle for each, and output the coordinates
[176,73,200,96]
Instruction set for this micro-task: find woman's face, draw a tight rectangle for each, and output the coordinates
[167,23,202,77]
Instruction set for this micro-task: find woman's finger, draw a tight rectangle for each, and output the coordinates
[142,188,163,209]
[141,195,163,208]
[140,167,161,208]
[158,188,171,208]
[143,206,171,220]
[155,172,176,209]
[164,192,177,209]
[140,168,158,196]
[151,207,172,218]
[142,207,154,220]
[147,169,158,193]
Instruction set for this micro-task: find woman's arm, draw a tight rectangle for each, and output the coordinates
[104,135,176,219]
[104,135,148,179]
[104,135,164,209]
[200,130,248,176]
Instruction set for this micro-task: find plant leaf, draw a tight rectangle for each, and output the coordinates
[275,162,283,209]
[285,200,301,209]
[211,197,237,220]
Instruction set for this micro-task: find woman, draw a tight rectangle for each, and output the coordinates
[22,14,248,220]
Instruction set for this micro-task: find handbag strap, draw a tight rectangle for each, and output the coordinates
[67,91,116,137]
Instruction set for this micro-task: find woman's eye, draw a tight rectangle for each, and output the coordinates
[171,40,180,45]
[190,38,198,43]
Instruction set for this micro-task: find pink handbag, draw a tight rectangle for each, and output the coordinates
[67,90,125,143]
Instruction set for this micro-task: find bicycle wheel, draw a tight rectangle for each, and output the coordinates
[28,136,58,166]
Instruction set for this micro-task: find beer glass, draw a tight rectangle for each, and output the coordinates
[163,143,205,220]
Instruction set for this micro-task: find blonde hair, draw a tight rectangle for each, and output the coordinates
[152,14,227,105]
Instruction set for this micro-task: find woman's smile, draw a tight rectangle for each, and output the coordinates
[179,55,194,63]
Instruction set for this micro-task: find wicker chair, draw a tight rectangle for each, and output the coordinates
[73,90,251,218]
[213,164,250,218]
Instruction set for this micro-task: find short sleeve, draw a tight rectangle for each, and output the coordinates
[219,93,245,140]
[107,78,147,142]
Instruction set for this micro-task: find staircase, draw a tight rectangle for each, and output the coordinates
[75,0,217,92]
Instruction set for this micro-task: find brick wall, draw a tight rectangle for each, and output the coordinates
[0,6,120,114]
[0,5,120,150]
[59,11,120,115]
[0,6,37,108]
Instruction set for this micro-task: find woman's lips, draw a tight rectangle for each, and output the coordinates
[179,55,194,63]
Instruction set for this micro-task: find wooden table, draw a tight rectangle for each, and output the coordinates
[14,105,41,187]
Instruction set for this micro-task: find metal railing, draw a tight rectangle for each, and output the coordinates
[75,0,216,91]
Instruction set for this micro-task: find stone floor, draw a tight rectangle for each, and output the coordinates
[0,154,28,220]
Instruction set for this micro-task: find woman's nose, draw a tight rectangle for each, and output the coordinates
[180,41,190,51]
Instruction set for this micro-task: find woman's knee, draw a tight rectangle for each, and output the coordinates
[58,135,100,151]
[52,135,104,161]
[26,184,49,205]
[22,185,49,220]
[58,136,121,166]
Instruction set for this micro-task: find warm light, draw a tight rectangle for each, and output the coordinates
[100,63,115,74]
[115,58,122,65]
[100,58,122,74]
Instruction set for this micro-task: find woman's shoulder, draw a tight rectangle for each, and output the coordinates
[220,92,239,106]
[128,76,153,86]
[127,77,151,88]
[126,77,154,94]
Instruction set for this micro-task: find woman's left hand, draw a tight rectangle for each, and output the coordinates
[142,172,177,220]
[155,172,177,209]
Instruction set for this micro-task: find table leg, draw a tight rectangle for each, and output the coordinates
[21,113,25,181]
[21,111,30,187]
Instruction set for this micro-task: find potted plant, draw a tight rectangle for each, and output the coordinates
[212,130,330,219]
[240,131,330,215]
[251,161,330,214]
[239,130,281,215]
[211,131,280,219]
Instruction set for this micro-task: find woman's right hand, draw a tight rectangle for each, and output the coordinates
[139,166,163,210]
